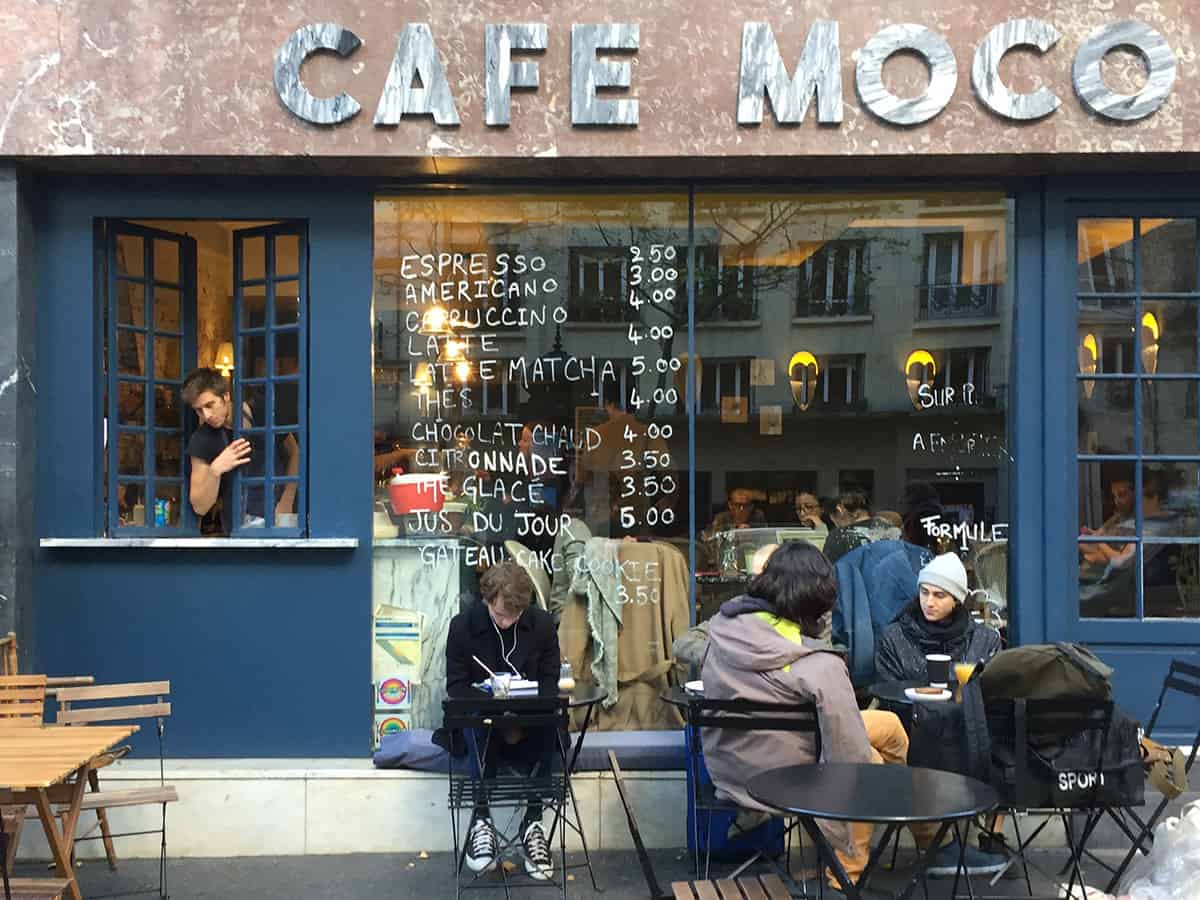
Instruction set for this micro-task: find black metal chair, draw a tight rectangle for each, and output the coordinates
[1093,659,1200,893]
[442,695,570,900]
[685,696,819,882]
[963,698,1115,900]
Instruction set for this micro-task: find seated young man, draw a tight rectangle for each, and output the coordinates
[445,561,561,881]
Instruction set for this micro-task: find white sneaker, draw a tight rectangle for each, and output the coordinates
[465,816,497,873]
[522,819,553,881]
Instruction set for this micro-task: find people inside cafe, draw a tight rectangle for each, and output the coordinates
[793,491,830,534]
[699,541,1007,884]
[822,489,902,562]
[702,487,768,539]
[444,561,560,881]
[183,367,299,534]
[875,552,1002,684]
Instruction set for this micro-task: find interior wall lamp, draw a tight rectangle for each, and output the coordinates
[1078,332,1098,399]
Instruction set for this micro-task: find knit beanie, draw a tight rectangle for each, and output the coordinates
[917,553,969,603]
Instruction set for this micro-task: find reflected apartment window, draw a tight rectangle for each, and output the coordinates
[695,245,759,320]
[569,247,633,322]
[797,240,869,317]
[918,232,999,320]
[821,355,865,410]
[700,360,753,413]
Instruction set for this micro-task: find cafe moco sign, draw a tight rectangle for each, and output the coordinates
[274,19,1176,129]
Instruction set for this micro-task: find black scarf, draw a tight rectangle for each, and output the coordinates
[906,598,971,644]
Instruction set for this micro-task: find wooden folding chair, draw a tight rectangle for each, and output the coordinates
[670,872,793,899]
[0,635,17,677]
[0,675,55,896]
[55,682,176,899]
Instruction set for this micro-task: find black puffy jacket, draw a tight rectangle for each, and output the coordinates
[874,601,1001,683]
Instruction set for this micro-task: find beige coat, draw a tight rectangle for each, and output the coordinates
[559,539,689,731]
[701,603,871,856]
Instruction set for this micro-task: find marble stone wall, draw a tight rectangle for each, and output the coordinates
[0,1,1197,161]
[0,168,36,665]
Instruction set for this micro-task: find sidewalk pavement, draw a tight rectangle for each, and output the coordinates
[16,847,1126,899]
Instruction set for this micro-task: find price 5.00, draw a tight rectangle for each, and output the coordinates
[619,505,676,528]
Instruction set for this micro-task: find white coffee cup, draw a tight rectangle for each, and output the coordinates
[277,513,299,528]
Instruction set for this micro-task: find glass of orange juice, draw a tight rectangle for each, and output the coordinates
[954,661,977,701]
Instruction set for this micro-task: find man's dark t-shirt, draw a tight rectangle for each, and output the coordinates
[187,423,286,534]
[187,424,236,534]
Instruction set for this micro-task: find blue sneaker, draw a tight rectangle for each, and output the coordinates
[926,839,1007,878]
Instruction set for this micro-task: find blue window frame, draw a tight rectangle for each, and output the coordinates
[230,223,308,535]
[103,221,197,534]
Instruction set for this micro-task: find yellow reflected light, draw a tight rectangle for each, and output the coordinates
[420,306,450,335]
[788,351,820,411]
[1079,333,1098,399]
[1142,312,1160,375]
[905,350,937,410]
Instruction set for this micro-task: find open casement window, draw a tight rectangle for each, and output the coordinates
[103,221,197,535]
[230,223,308,536]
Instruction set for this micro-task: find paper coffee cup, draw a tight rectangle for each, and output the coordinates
[926,654,952,688]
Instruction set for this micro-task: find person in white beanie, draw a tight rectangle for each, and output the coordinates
[874,551,1002,685]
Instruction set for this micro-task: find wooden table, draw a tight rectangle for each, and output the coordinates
[0,725,139,900]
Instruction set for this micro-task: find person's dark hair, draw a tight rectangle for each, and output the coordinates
[182,367,230,406]
[480,561,535,613]
[746,541,837,634]
[901,481,943,548]
[838,490,871,516]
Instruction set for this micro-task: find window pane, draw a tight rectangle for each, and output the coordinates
[116,330,145,376]
[1078,462,1137,536]
[154,336,181,379]
[242,384,267,426]
[275,282,300,325]
[242,334,267,379]
[1078,219,1135,293]
[116,234,143,277]
[1142,299,1199,374]
[154,239,180,284]
[152,482,182,527]
[1143,380,1200,454]
[274,382,299,427]
[117,382,145,426]
[1079,379,1136,455]
[242,235,265,281]
[1141,218,1197,293]
[1145,543,1200,618]
[275,331,299,376]
[154,286,180,333]
[153,385,181,429]
[275,234,300,278]
[117,433,144,475]
[156,435,182,478]
[242,285,267,329]
[1079,541,1137,618]
[116,280,146,327]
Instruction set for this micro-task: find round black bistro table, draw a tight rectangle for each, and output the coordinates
[747,763,998,900]
[660,684,701,711]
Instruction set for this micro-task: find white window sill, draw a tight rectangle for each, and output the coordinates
[40,537,358,550]
[912,317,1001,330]
[791,314,874,326]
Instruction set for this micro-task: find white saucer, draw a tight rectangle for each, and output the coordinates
[905,687,952,703]
[684,680,704,695]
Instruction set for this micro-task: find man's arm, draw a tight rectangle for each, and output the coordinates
[445,616,477,699]
[534,614,561,694]
[189,439,253,516]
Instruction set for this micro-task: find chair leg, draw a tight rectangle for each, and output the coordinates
[159,800,169,900]
[87,772,118,871]
[3,808,25,873]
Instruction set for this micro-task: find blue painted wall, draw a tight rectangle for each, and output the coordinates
[33,177,374,757]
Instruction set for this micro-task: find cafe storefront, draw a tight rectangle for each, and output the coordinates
[1,0,1198,834]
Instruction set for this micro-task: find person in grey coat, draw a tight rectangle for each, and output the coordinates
[875,552,1002,683]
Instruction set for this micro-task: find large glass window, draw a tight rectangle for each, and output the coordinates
[370,189,1013,741]
[692,192,1012,626]
[1077,217,1200,619]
